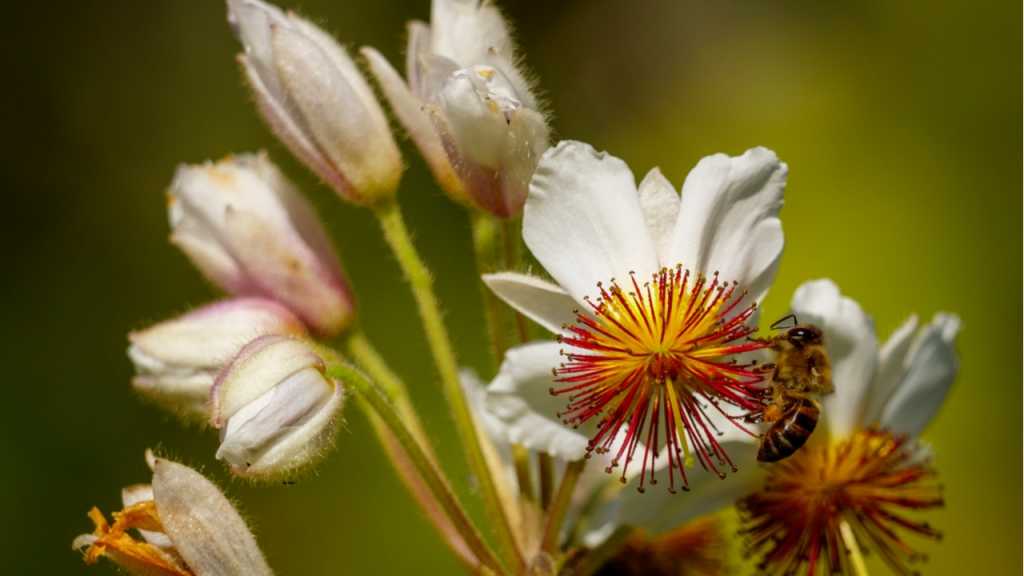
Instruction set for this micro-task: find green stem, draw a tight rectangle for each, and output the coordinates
[499,218,531,343]
[512,445,536,503]
[325,358,504,574]
[471,212,506,371]
[352,395,476,568]
[542,460,586,554]
[375,201,524,573]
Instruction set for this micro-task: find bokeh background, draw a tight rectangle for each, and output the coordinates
[5,0,1019,574]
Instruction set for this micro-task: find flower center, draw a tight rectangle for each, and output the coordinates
[738,428,944,576]
[553,266,768,492]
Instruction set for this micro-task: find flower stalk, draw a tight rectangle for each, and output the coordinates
[541,459,586,555]
[373,200,524,573]
[471,212,508,369]
[324,356,504,574]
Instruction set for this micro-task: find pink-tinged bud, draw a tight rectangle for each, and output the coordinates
[228,0,403,204]
[168,152,354,336]
[211,335,344,479]
[361,0,550,217]
[431,64,549,217]
[128,298,305,421]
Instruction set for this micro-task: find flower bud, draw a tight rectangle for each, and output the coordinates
[211,335,344,479]
[362,0,550,217]
[432,64,549,216]
[128,298,305,421]
[228,0,403,204]
[168,152,354,336]
[73,451,273,576]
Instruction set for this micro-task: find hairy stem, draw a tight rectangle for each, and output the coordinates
[325,358,504,574]
[471,212,506,371]
[375,201,524,572]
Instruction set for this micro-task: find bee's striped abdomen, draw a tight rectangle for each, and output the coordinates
[757,399,820,463]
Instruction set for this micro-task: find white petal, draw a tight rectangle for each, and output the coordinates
[637,168,680,266]
[879,314,960,438]
[405,21,431,96]
[437,66,517,169]
[217,367,343,478]
[211,335,323,426]
[667,147,786,303]
[486,341,589,460]
[482,272,578,334]
[151,457,273,576]
[790,279,878,437]
[594,441,762,535]
[524,141,660,306]
[460,368,508,444]
[861,315,919,425]
[128,299,304,371]
[361,46,463,198]
[429,0,514,69]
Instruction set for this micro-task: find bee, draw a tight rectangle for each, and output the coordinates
[751,314,833,463]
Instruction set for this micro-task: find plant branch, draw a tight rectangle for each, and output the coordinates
[375,201,524,573]
[542,459,586,555]
[325,357,504,574]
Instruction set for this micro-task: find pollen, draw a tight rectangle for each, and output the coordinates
[553,266,768,492]
[738,428,943,576]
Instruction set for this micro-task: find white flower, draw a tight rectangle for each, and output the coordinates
[362,0,549,217]
[788,278,960,441]
[480,140,787,491]
[73,452,273,575]
[738,278,960,576]
[211,335,345,479]
[228,0,403,204]
[128,298,305,420]
[168,152,354,336]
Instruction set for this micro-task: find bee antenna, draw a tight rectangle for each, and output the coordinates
[770,313,799,330]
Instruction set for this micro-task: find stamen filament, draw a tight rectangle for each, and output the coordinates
[553,267,768,490]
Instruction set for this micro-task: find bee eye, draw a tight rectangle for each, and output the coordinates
[788,328,811,343]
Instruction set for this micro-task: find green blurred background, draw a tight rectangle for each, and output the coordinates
[5,0,1019,574]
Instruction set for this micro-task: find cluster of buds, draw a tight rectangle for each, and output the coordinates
[128,149,352,483]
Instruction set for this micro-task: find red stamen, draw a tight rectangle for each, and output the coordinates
[738,428,944,576]
[552,267,769,491]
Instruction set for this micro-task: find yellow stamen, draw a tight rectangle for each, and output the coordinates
[840,520,869,576]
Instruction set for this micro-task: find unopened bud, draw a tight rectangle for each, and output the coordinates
[362,0,550,217]
[433,64,549,216]
[228,0,403,204]
[128,298,305,421]
[168,152,354,336]
[211,335,344,479]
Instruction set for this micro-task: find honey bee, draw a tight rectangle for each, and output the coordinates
[750,315,833,463]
